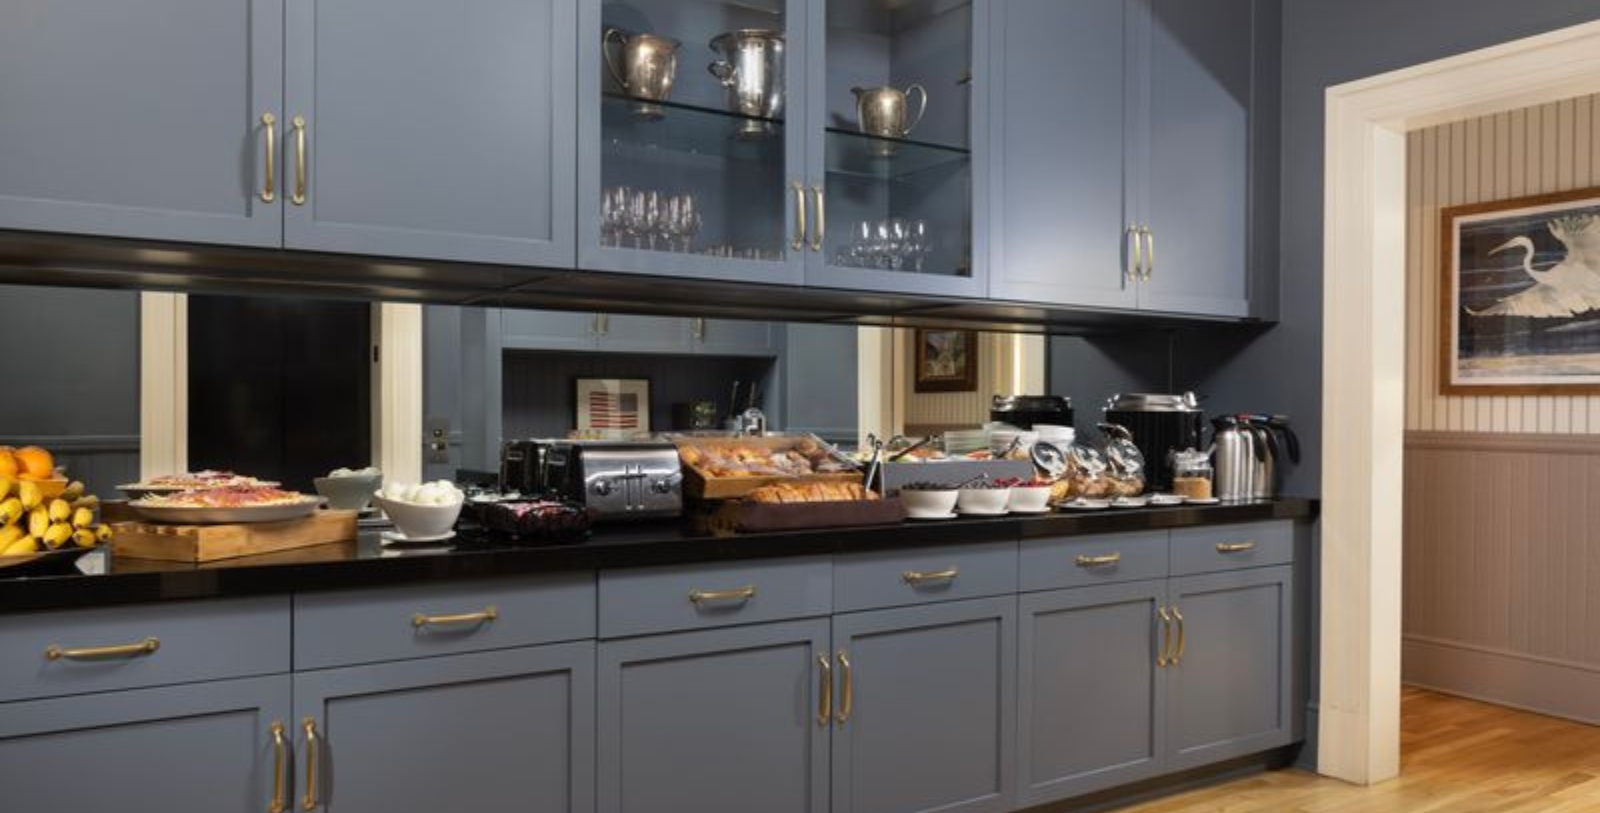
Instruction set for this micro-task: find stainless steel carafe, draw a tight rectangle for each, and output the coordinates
[1211,416,1254,501]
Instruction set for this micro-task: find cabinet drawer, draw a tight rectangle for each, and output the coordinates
[833,542,1017,612]
[294,573,596,670]
[1169,521,1293,576]
[0,597,290,703]
[1019,532,1169,592]
[599,557,831,638]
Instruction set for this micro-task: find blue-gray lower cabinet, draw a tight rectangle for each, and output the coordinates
[0,675,291,813]
[597,620,831,813]
[1016,580,1167,806]
[829,597,1016,813]
[292,642,595,813]
[1164,566,1294,771]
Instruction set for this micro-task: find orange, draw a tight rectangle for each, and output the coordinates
[14,447,54,479]
[0,449,16,479]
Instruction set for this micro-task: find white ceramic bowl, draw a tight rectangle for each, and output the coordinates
[956,486,1011,515]
[898,488,959,517]
[372,493,463,540]
[1007,485,1052,512]
[313,472,383,511]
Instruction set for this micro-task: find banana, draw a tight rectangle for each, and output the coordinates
[0,497,21,526]
[0,477,14,499]
[72,528,97,548]
[94,524,114,544]
[17,480,41,511]
[71,494,101,511]
[42,522,73,549]
[71,506,94,529]
[1,536,36,557]
[0,523,22,546]
[61,480,85,502]
[47,498,71,523]
[27,506,50,539]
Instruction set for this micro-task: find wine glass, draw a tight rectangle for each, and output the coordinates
[601,187,630,247]
[886,218,910,270]
[909,219,930,271]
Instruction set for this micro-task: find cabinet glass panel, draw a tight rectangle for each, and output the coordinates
[599,0,793,264]
[820,0,973,279]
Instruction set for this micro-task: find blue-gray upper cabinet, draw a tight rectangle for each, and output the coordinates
[598,313,694,353]
[799,0,989,300]
[1017,579,1167,806]
[691,318,780,357]
[597,620,831,813]
[988,0,1136,310]
[576,0,809,287]
[1163,565,1294,771]
[501,309,606,352]
[292,642,596,813]
[1130,0,1254,317]
[0,675,291,813]
[0,0,283,247]
[281,0,577,266]
[829,597,1015,813]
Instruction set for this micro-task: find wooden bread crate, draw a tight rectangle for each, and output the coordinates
[110,510,359,562]
[674,435,862,500]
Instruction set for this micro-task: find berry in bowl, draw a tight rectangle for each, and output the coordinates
[956,480,1012,515]
[1007,478,1054,513]
[898,481,959,518]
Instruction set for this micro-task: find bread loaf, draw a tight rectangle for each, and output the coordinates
[745,481,878,504]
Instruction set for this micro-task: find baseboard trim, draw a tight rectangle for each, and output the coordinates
[1403,636,1600,725]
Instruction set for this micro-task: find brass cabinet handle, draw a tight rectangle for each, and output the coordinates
[810,185,825,252]
[1125,225,1142,284]
[1216,540,1257,553]
[291,116,308,206]
[412,606,498,629]
[45,637,159,661]
[1156,607,1172,667]
[1172,606,1186,665]
[269,721,288,813]
[835,649,853,724]
[901,567,958,585]
[260,113,277,203]
[691,317,706,342]
[790,180,806,251]
[301,718,320,811]
[1141,226,1155,280]
[816,653,832,728]
[688,585,756,605]
[1075,553,1122,568]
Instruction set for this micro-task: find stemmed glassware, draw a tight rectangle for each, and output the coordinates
[834,217,932,271]
[601,186,703,252]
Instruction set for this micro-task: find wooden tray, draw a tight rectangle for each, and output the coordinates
[674,435,861,500]
[110,510,358,562]
[689,498,906,537]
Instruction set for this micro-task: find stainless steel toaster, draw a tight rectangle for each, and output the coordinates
[542,440,683,521]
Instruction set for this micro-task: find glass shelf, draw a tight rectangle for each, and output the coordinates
[823,128,970,182]
[602,92,786,161]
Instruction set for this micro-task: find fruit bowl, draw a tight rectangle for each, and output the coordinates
[313,472,383,511]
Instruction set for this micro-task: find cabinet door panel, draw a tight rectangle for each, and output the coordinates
[502,309,601,352]
[284,0,576,266]
[294,642,595,813]
[598,620,829,813]
[1138,0,1252,317]
[0,676,289,813]
[598,315,691,354]
[1166,566,1292,770]
[696,319,778,357]
[0,0,282,246]
[1017,581,1166,805]
[989,0,1134,308]
[831,597,1014,813]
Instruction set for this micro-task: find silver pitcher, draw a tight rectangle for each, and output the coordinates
[604,28,680,119]
[852,84,928,140]
[708,29,785,139]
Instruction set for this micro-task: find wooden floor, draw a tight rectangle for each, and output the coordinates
[1116,686,1600,812]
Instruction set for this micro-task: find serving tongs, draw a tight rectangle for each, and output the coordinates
[887,435,937,463]
[861,437,886,495]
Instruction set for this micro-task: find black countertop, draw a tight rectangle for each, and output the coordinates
[0,498,1316,614]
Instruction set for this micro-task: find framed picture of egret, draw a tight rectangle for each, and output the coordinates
[1441,186,1600,395]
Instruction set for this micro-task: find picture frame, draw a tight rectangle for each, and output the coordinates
[574,378,651,438]
[1440,186,1600,395]
[914,329,979,393]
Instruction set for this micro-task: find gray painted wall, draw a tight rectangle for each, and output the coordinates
[1184,0,1600,496]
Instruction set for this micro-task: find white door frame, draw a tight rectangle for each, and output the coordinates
[1320,19,1600,785]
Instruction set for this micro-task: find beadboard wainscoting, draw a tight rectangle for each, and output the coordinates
[1402,431,1600,723]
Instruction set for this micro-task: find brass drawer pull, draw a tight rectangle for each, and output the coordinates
[688,585,756,605]
[1216,540,1257,553]
[1172,606,1186,664]
[835,649,853,724]
[1140,226,1155,280]
[901,567,958,585]
[790,180,806,251]
[45,637,159,661]
[1156,607,1173,667]
[301,718,320,811]
[1125,225,1142,283]
[260,113,277,203]
[816,653,832,727]
[270,721,288,813]
[810,184,825,252]
[1075,553,1122,568]
[291,115,308,206]
[412,606,498,628]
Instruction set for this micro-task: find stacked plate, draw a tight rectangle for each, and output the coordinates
[943,429,990,456]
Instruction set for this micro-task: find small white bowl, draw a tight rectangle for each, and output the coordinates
[372,493,463,540]
[313,472,383,511]
[957,487,1011,515]
[1007,485,1052,513]
[899,488,959,517]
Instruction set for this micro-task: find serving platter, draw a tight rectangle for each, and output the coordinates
[128,497,322,525]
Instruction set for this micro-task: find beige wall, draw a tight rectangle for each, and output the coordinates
[1403,93,1600,723]
[890,331,1045,433]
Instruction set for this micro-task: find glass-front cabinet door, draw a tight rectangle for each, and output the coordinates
[578,0,808,286]
[802,0,986,298]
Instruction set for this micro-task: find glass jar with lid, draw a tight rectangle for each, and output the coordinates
[1171,448,1213,500]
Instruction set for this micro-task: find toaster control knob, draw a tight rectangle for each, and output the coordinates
[592,480,613,497]
[651,479,674,495]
